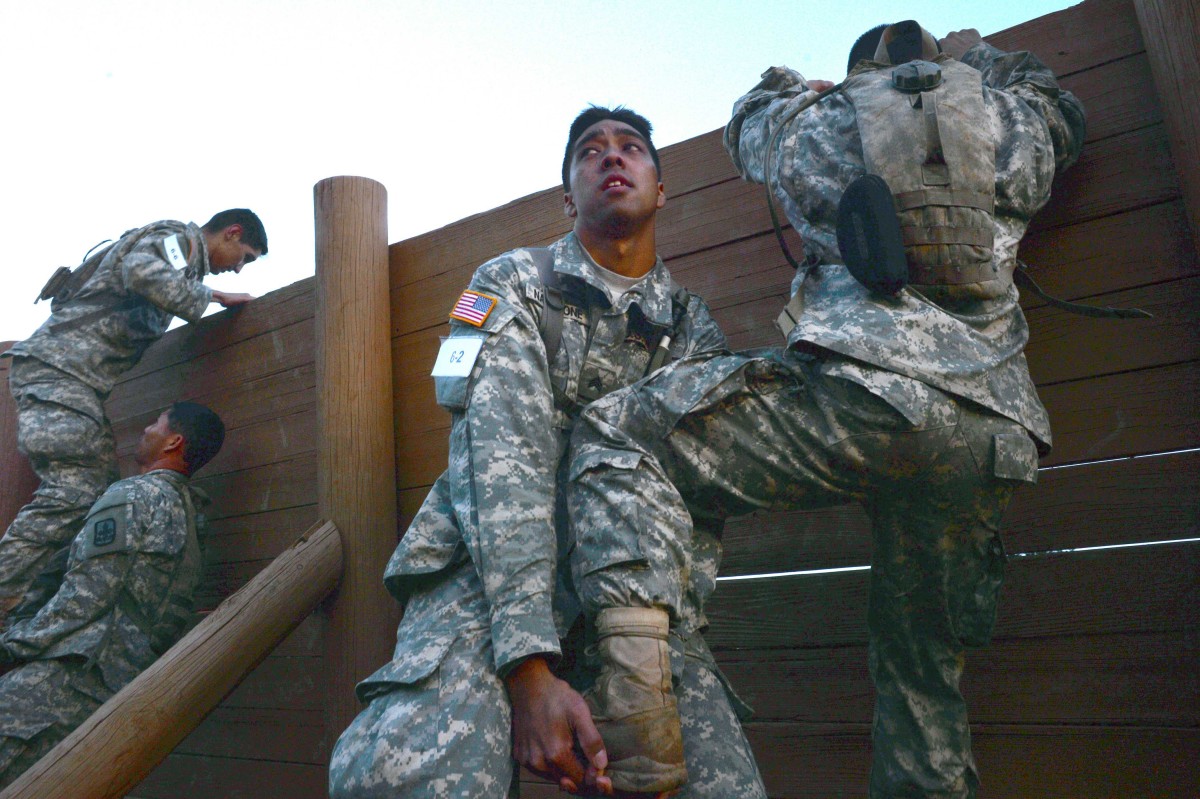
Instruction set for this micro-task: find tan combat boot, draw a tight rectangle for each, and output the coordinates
[584,607,687,794]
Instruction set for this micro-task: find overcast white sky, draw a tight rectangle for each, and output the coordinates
[1,0,1075,342]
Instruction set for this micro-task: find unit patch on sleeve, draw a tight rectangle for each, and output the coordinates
[449,290,499,327]
[93,518,117,547]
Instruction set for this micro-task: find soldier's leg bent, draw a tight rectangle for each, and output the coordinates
[0,360,117,617]
[330,561,516,799]
[569,352,857,793]
[865,403,1034,799]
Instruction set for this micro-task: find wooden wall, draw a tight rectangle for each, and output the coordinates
[0,0,1192,796]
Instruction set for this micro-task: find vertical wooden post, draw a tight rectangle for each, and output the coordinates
[1134,0,1200,241]
[314,177,398,750]
[0,343,38,533]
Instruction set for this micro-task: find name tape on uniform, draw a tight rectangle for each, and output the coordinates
[431,336,484,377]
[163,234,189,270]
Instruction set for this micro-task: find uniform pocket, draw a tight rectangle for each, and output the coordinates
[992,432,1039,484]
[354,631,457,704]
[568,448,648,577]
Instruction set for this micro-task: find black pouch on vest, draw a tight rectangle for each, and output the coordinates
[837,174,909,295]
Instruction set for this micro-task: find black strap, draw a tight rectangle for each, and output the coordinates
[1014,262,1151,319]
[764,82,845,272]
[646,286,691,374]
[531,248,565,366]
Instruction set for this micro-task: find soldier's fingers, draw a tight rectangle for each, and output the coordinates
[571,704,608,772]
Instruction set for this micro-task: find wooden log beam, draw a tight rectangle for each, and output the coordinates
[313,176,399,750]
[0,520,343,799]
[1133,0,1200,242]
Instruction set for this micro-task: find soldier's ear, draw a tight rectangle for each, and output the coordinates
[564,192,578,219]
[162,432,186,457]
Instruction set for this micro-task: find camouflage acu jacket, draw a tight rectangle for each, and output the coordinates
[724,42,1086,451]
[0,469,204,693]
[383,232,726,673]
[10,221,214,394]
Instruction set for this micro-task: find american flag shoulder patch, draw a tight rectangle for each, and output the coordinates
[449,290,499,327]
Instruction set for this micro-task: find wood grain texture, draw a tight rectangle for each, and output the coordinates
[313,177,402,750]
[1134,0,1200,240]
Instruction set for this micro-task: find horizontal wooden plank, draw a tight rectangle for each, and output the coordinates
[1033,123,1181,232]
[717,631,1198,727]
[705,541,1199,649]
[109,316,316,431]
[389,188,570,291]
[1039,360,1199,465]
[220,654,323,712]
[720,448,1199,575]
[987,0,1145,79]
[194,454,317,519]
[175,707,326,764]
[1026,277,1198,386]
[1018,199,1198,304]
[130,752,325,799]
[741,720,1199,799]
[205,505,320,566]
[1060,52,1162,144]
[123,278,316,381]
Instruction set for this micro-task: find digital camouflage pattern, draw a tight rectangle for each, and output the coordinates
[0,469,204,787]
[568,39,1083,799]
[330,232,765,798]
[0,221,213,621]
[725,42,1085,451]
[10,220,213,395]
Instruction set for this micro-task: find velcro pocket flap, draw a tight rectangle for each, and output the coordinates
[992,432,1038,484]
[354,631,456,703]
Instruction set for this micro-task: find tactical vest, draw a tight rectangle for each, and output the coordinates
[844,57,1005,300]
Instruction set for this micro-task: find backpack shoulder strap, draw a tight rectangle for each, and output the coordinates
[531,247,566,366]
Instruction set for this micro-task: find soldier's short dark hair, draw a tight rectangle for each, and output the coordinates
[848,24,890,73]
[202,208,268,255]
[167,402,226,475]
[562,106,661,191]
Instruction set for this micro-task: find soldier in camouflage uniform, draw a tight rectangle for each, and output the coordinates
[566,25,1085,798]
[329,107,766,798]
[0,401,224,787]
[0,210,266,626]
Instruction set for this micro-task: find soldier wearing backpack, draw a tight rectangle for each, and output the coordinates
[0,210,266,627]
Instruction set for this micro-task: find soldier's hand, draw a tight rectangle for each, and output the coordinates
[807,79,836,93]
[211,290,255,308]
[506,655,611,795]
[939,28,983,60]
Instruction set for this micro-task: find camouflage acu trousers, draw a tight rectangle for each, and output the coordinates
[329,557,765,798]
[0,358,117,620]
[569,350,1035,799]
[0,659,107,788]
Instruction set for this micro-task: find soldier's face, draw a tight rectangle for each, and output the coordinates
[209,226,262,274]
[564,120,665,231]
[135,412,176,467]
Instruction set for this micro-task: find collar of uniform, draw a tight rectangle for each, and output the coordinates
[185,221,211,280]
[555,233,676,325]
[142,468,190,487]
